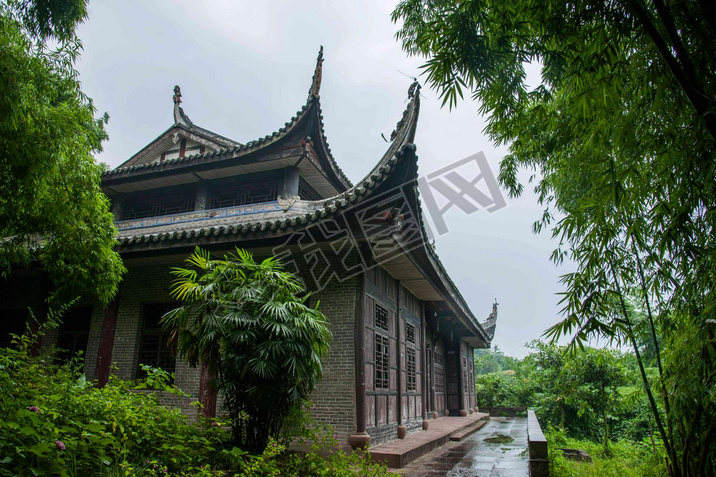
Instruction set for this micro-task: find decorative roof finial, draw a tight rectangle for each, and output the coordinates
[408,80,420,99]
[481,300,499,342]
[308,46,324,100]
[173,85,182,105]
[173,85,192,127]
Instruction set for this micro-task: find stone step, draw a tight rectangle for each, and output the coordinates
[449,418,489,441]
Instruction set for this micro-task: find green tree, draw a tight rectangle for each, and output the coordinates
[392,1,715,475]
[527,342,630,449]
[0,0,124,305]
[474,346,521,374]
[163,248,332,453]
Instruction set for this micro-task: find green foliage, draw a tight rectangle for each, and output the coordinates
[227,429,392,477]
[0,0,125,305]
[0,329,385,477]
[474,372,533,409]
[164,247,332,453]
[546,429,667,477]
[529,342,629,451]
[392,1,716,474]
[474,346,521,374]
[0,335,229,476]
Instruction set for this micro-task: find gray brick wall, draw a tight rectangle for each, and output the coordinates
[308,273,357,446]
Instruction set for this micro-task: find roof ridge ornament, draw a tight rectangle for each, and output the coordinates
[480,300,498,341]
[307,46,324,100]
[389,80,420,141]
[173,85,193,127]
[408,79,420,99]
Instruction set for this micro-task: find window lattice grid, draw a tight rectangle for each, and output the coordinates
[138,304,177,380]
[124,192,196,220]
[211,181,279,209]
[406,323,415,344]
[374,333,389,390]
[375,304,388,331]
[406,347,416,392]
[434,352,445,393]
[298,179,321,201]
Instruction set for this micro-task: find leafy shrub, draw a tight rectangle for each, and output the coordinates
[474,372,532,408]
[0,335,228,476]
[545,429,667,477]
[164,248,332,452]
[233,427,393,477]
[0,334,393,476]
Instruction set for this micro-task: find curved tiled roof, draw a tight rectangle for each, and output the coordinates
[112,77,494,344]
[113,81,494,345]
[116,81,421,247]
[103,47,352,191]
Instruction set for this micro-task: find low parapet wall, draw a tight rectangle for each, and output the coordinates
[527,410,549,476]
[478,406,526,417]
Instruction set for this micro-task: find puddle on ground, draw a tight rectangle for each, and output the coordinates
[483,434,514,444]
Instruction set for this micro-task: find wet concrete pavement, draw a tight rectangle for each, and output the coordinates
[398,417,529,477]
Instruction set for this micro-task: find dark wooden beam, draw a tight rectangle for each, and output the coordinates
[348,271,371,449]
[421,301,428,422]
[456,339,466,416]
[281,166,299,198]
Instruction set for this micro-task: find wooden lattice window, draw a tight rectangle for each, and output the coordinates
[124,191,195,220]
[138,304,177,380]
[434,351,445,393]
[374,333,389,389]
[211,180,278,208]
[406,323,415,344]
[406,347,416,392]
[298,178,321,200]
[375,304,388,331]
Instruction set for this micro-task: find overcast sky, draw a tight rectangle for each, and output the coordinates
[75,0,573,358]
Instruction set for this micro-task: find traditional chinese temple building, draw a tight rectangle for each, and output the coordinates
[0,49,497,449]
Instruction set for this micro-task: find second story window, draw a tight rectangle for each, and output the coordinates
[123,190,196,220]
[211,181,278,208]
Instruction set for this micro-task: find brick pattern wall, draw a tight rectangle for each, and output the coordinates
[301,267,357,447]
[109,263,201,402]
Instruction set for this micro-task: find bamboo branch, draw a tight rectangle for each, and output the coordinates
[610,262,681,477]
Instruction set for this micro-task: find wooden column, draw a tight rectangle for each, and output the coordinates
[195,181,209,211]
[457,339,467,416]
[396,281,406,438]
[94,295,120,387]
[348,272,370,449]
[282,166,299,198]
[431,336,437,418]
[110,197,124,221]
[199,360,217,418]
[421,302,428,427]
